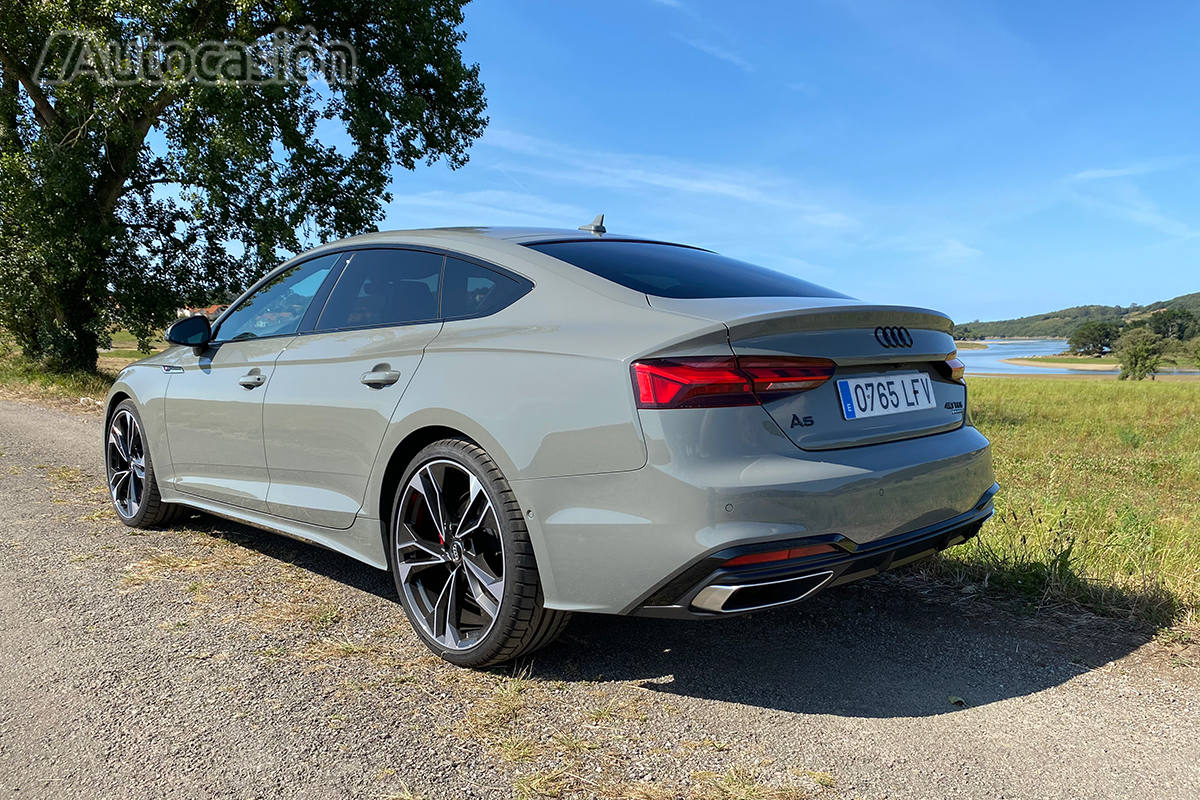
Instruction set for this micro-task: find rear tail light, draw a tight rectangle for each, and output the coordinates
[940,352,965,383]
[631,356,836,409]
[723,543,837,567]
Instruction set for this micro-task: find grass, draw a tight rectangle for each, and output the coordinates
[121,546,263,586]
[103,347,162,360]
[918,377,1200,628]
[108,328,165,350]
[0,330,164,407]
[0,340,116,404]
[693,768,809,800]
[512,768,573,800]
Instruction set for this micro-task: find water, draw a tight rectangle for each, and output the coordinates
[956,339,1093,375]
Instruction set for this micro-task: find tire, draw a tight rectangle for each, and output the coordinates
[387,438,570,667]
[104,399,183,529]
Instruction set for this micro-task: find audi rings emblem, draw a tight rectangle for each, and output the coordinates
[874,326,914,348]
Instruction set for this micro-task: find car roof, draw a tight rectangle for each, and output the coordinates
[281,227,711,307]
[314,227,681,248]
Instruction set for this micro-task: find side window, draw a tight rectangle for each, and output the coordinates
[214,254,340,342]
[442,257,530,319]
[316,249,443,330]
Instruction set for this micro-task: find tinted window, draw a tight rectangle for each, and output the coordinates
[527,241,849,300]
[214,254,339,342]
[442,257,530,319]
[317,249,443,330]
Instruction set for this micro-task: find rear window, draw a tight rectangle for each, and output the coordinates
[442,257,531,319]
[526,240,848,299]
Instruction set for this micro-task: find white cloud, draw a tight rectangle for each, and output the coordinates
[670,34,754,73]
[934,238,983,261]
[385,190,589,229]
[881,234,983,264]
[481,130,858,230]
[1069,157,1190,182]
[1068,179,1197,239]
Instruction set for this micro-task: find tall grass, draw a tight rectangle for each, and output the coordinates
[0,338,116,402]
[920,378,1200,628]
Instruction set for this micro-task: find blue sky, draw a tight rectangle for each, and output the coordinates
[371,0,1200,323]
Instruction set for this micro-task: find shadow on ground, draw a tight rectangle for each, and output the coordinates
[530,583,1152,718]
[186,511,1153,720]
[182,512,396,600]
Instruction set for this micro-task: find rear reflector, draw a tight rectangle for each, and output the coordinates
[723,543,837,567]
[632,356,835,409]
[942,353,966,383]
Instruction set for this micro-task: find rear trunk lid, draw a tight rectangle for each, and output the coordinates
[648,297,967,450]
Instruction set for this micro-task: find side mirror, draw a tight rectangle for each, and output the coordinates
[165,315,212,352]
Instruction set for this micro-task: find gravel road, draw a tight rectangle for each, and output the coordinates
[0,398,1197,799]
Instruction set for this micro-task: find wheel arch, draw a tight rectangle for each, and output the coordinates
[104,390,132,428]
[103,367,175,488]
[377,424,480,526]
[372,420,551,595]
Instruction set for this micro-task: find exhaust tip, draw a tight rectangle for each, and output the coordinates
[691,570,834,614]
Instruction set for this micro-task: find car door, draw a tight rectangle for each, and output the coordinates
[164,253,341,511]
[262,248,445,528]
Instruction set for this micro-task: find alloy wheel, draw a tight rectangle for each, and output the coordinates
[106,409,146,519]
[395,459,506,650]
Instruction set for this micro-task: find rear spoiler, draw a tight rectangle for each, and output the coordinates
[647,297,954,338]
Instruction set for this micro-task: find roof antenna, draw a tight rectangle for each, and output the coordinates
[578,213,606,235]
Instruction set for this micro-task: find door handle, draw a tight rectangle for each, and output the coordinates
[239,373,266,389]
[360,369,401,387]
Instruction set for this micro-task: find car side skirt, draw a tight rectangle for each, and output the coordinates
[157,486,389,570]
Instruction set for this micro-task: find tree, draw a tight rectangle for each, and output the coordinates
[0,2,487,371]
[1148,307,1195,341]
[1115,328,1164,381]
[1068,320,1120,356]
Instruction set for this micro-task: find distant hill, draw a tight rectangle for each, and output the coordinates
[954,292,1200,339]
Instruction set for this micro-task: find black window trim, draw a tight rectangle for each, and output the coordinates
[439,253,533,323]
[299,244,534,336]
[205,245,535,347]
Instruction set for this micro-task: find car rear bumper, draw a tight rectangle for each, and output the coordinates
[514,411,995,615]
[632,482,996,618]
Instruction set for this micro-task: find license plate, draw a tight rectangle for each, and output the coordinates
[836,372,936,420]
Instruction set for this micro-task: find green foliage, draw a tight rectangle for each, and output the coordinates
[1067,320,1120,355]
[953,292,1200,339]
[1141,290,1200,317]
[1147,307,1196,341]
[1115,327,1164,381]
[0,1,487,370]
[954,305,1126,339]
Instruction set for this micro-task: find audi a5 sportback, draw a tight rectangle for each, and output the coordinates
[105,224,996,666]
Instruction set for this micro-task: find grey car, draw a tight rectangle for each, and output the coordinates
[104,224,996,666]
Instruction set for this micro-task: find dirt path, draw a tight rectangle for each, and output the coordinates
[0,399,1197,799]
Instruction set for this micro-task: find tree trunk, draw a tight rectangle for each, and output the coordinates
[0,67,18,150]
